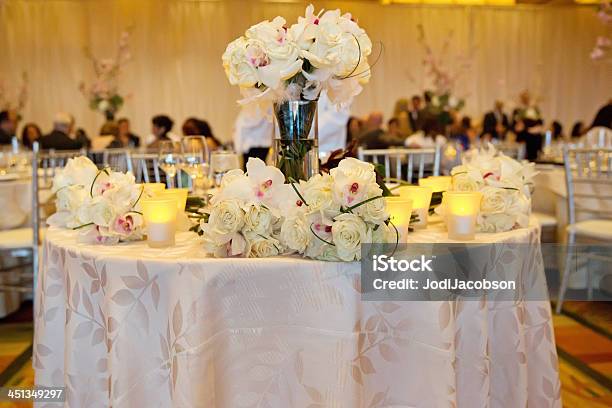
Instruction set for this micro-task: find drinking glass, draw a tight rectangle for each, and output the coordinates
[157,141,184,188]
[181,136,210,193]
[209,151,240,187]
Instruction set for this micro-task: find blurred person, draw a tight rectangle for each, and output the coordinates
[358,112,388,149]
[147,115,175,148]
[233,108,273,165]
[392,98,412,137]
[182,117,222,150]
[0,110,18,145]
[570,121,585,139]
[112,117,140,148]
[550,121,564,141]
[512,90,543,161]
[408,95,425,132]
[482,100,509,140]
[590,99,612,129]
[21,123,42,148]
[449,116,473,151]
[40,113,83,150]
[346,116,363,145]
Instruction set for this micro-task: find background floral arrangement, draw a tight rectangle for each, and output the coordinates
[0,71,28,113]
[412,24,471,126]
[198,157,397,261]
[222,4,372,110]
[79,29,132,120]
[445,145,536,233]
[590,0,611,61]
[47,157,145,244]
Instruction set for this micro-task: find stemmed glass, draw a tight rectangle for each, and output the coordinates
[181,136,210,194]
[157,141,184,188]
[209,151,240,188]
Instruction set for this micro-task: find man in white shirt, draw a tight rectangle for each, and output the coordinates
[317,93,350,159]
[233,108,274,165]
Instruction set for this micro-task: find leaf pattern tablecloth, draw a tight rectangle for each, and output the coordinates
[34,220,561,407]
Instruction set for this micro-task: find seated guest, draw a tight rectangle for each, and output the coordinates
[182,117,221,150]
[392,98,412,138]
[147,115,175,148]
[346,116,363,145]
[21,123,42,148]
[75,127,91,149]
[589,99,612,129]
[481,100,509,140]
[550,121,564,141]
[0,110,18,145]
[358,112,389,149]
[40,113,83,150]
[450,116,473,150]
[109,117,140,148]
[571,121,585,139]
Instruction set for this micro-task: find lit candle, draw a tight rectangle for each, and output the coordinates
[137,183,166,198]
[418,176,452,193]
[141,198,179,248]
[444,191,482,241]
[385,197,413,243]
[396,185,433,229]
[155,188,189,213]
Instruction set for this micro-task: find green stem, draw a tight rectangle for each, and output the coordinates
[73,222,94,230]
[343,195,384,213]
[309,224,335,246]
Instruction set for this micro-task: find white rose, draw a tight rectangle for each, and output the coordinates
[98,100,110,113]
[56,185,87,213]
[303,173,337,213]
[331,213,370,261]
[451,165,483,192]
[243,204,274,235]
[222,37,259,88]
[480,186,512,215]
[201,199,245,244]
[280,215,311,253]
[246,233,282,258]
[53,156,98,192]
[356,191,387,225]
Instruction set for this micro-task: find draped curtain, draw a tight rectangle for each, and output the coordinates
[0,0,609,142]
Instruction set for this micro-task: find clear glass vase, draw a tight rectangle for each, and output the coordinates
[273,100,319,181]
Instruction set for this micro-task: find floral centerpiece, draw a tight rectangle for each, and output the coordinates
[222,4,372,181]
[197,157,397,261]
[0,71,28,115]
[47,157,146,244]
[444,145,536,233]
[79,29,131,121]
[413,24,470,127]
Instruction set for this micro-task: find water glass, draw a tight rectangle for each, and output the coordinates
[209,151,240,187]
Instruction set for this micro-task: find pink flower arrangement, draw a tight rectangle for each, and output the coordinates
[591,1,611,61]
[80,29,132,119]
[0,71,28,113]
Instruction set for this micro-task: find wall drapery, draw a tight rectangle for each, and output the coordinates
[0,0,609,141]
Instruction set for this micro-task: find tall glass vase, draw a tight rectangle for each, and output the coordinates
[273,100,319,181]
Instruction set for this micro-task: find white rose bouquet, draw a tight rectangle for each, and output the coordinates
[47,156,145,244]
[222,4,372,110]
[198,157,397,261]
[445,144,536,233]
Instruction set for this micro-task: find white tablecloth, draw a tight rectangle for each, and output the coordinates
[0,179,31,230]
[34,221,561,407]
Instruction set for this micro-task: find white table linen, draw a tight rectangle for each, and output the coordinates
[34,221,561,407]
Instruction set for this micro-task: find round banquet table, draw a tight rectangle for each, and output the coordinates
[34,219,561,408]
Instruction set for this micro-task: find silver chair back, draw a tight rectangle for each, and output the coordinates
[357,146,441,182]
[128,152,187,188]
[101,148,133,173]
[564,147,612,225]
[39,148,86,186]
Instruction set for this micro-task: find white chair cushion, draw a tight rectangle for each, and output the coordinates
[533,212,558,227]
[567,220,612,240]
[0,228,46,250]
